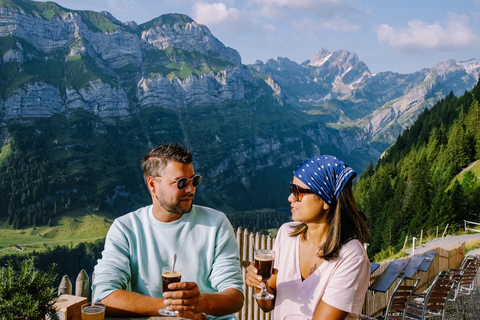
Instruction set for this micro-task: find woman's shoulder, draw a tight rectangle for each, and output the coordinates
[277,221,301,236]
[339,239,368,260]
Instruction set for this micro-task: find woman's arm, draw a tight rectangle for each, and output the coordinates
[312,300,349,320]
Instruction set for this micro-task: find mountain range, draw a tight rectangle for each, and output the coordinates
[1,0,480,224]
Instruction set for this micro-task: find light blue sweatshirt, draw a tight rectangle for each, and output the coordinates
[92,204,243,319]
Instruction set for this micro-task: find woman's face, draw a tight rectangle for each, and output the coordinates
[288,176,330,224]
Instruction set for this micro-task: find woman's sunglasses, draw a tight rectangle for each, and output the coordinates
[156,175,202,190]
[290,183,315,201]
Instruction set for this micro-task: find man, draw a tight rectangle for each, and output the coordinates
[92,144,244,319]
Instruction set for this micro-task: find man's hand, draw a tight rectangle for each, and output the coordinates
[163,282,207,314]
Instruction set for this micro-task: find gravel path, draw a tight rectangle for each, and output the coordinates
[405,233,480,256]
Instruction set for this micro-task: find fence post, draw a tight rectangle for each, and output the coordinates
[58,275,72,296]
[403,236,408,251]
[242,229,250,320]
[248,232,255,320]
[260,234,266,250]
[235,228,243,320]
[464,220,467,235]
[266,234,273,250]
[442,224,449,237]
[412,237,417,256]
[436,226,439,238]
[363,243,369,252]
[255,232,261,251]
[419,230,423,247]
[75,269,89,298]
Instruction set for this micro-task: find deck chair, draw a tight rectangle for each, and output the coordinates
[402,270,455,320]
[455,256,480,318]
[360,276,420,320]
[444,268,465,320]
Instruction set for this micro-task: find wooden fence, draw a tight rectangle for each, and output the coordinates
[59,228,466,319]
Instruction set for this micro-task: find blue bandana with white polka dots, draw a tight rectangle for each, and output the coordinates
[293,155,356,205]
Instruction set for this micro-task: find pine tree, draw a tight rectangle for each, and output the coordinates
[445,120,471,171]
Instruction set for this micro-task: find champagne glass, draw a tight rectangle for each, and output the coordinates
[253,249,275,300]
[158,266,182,316]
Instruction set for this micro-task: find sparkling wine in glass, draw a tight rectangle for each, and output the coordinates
[253,249,275,300]
[158,266,182,316]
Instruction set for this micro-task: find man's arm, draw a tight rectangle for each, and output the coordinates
[101,290,165,317]
[102,289,211,319]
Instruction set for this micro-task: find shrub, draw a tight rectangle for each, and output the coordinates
[0,257,59,320]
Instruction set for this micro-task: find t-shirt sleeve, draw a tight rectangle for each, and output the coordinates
[321,242,370,314]
[92,220,132,302]
[208,214,244,295]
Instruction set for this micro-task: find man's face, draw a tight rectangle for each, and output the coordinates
[154,161,196,216]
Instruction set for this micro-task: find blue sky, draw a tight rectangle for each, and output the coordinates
[51,0,480,74]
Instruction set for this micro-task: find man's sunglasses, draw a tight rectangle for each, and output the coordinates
[156,175,202,190]
[290,183,315,201]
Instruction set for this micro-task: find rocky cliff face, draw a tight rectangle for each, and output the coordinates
[2,0,480,216]
[360,59,480,144]
[0,2,246,123]
[250,48,480,146]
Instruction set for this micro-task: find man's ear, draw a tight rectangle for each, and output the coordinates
[147,176,156,194]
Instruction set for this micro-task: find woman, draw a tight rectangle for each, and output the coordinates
[246,155,370,320]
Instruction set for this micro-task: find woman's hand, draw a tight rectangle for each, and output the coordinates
[245,263,264,289]
[245,262,278,289]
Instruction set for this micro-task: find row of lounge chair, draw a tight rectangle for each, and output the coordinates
[361,254,480,320]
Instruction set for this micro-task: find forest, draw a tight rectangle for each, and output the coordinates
[0,240,104,289]
[355,81,480,258]
[2,80,480,278]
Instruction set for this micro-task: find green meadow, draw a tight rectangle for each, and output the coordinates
[0,210,113,258]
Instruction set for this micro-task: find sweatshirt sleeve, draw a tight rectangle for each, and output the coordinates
[92,220,132,302]
[208,214,244,295]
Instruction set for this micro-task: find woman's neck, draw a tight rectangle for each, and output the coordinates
[303,222,329,246]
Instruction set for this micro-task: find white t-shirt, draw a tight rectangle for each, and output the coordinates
[272,222,370,320]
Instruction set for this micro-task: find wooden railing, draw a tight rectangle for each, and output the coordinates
[59,229,466,319]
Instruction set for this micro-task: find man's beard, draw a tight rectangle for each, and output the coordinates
[157,193,194,215]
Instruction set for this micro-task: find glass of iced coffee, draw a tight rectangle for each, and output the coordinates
[253,249,275,300]
[158,266,182,316]
[81,302,105,320]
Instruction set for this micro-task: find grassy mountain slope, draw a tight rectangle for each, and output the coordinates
[0,210,112,258]
[354,82,480,259]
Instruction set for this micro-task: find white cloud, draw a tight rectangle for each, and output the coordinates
[293,18,358,34]
[263,24,276,33]
[192,2,241,26]
[106,0,137,13]
[248,0,355,18]
[319,19,359,33]
[377,13,480,51]
[250,0,341,10]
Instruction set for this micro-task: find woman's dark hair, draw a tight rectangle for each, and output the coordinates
[290,180,369,261]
